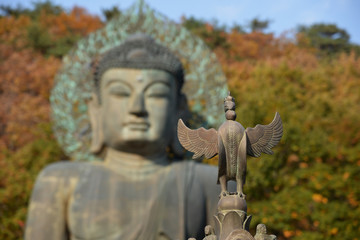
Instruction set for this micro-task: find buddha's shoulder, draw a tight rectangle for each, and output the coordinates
[194,162,217,173]
[171,160,217,175]
[39,161,106,179]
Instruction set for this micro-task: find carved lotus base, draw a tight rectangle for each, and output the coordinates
[188,195,277,240]
[214,209,252,240]
[213,195,252,240]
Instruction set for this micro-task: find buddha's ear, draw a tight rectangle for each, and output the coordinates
[88,93,104,154]
[169,93,190,158]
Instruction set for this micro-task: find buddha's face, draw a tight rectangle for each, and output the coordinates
[99,68,177,155]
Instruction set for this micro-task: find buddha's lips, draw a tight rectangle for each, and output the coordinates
[124,121,150,130]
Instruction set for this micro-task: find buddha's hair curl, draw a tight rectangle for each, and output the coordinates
[94,34,184,95]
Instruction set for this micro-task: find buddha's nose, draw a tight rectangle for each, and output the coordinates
[129,93,147,116]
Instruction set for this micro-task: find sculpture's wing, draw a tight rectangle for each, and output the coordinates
[177,119,218,160]
[245,112,283,158]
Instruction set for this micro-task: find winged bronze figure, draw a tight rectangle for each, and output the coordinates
[177,93,283,198]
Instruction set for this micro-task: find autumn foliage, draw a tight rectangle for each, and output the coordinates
[207,28,360,240]
[0,3,359,240]
[0,4,103,238]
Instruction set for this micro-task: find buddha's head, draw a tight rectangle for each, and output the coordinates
[89,34,187,157]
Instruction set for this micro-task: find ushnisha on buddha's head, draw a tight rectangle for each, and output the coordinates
[88,34,188,157]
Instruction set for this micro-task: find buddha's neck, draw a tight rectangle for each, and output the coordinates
[104,148,169,172]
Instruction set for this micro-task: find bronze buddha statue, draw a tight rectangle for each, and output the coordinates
[25,34,222,240]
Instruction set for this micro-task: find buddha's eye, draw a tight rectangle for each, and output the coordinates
[109,85,131,97]
[146,83,171,98]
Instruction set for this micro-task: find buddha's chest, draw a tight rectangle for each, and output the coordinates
[67,167,183,240]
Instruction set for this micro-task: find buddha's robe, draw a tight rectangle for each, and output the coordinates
[25,160,220,240]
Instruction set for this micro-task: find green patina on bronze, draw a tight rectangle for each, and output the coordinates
[50,0,228,161]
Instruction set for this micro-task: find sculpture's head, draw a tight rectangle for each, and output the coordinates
[89,34,187,157]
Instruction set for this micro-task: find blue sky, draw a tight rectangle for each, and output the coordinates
[3,0,360,44]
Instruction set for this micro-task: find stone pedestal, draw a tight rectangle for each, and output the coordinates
[188,194,278,240]
[213,195,253,240]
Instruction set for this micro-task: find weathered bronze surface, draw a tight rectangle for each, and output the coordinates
[25,34,223,240]
[178,93,282,240]
[254,224,277,240]
[50,0,228,162]
[178,93,283,198]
